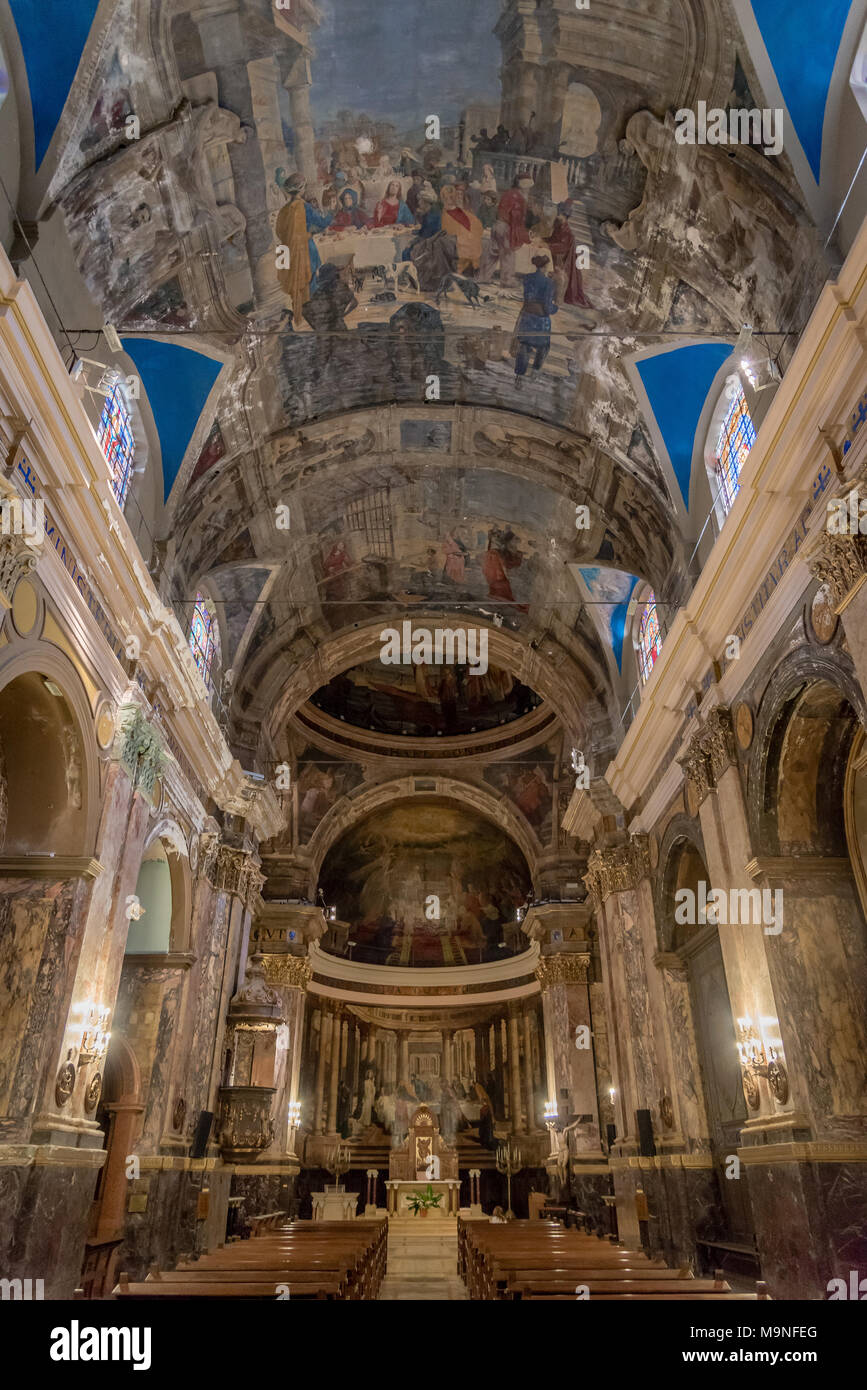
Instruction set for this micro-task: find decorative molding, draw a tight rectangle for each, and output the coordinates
[535,953,591,988]
[653,950,687,979]
[0,535,39,609]
[261,953,313,991]
[0,855,103,879]
[584,835,650,904]
[678,732,712,809]
[702,707,737,784]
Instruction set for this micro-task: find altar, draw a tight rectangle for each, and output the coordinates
[385,1178,461,1217]
[387,1104,461,1217]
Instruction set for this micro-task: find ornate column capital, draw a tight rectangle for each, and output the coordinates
[701,707,737,784]
[261,953,312,991]
[584,834,650,905]
[678,732,712,808]
[203,840,264,911]
[0,533,39,609]
[807,528,867,611]
[535,952,591,989]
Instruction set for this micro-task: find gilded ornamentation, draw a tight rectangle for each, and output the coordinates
[261,953,312,991]
[702,707,737,783]
[678,733,712,809]
[807,530,867,611]
[584,835,650,904]
[216,1085,275,1163]
[0,533,39,609]
[659,1093,674,1129]
[84,1072,102,1113]
[203,842,265,911]
[55,1053,76,1107]
[115,705,166,796]
[535,953,591,988]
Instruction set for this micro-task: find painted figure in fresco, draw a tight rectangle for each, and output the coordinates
[329,187,370,229]
[360,1070,376,1128]
[275,173,333,317]
[440,183,483,273]
[483,526,523,604]
[480,175,534,287]
[514,255,558,379]
[302,262,358,337]
[442,528,469,583]
[401,197,457,292]
[373,179,415,227]
[405,170,426,218]
[546,201,594,307]
[322,537,353,600]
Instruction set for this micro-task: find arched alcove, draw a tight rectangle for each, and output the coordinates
[0,668,91,855]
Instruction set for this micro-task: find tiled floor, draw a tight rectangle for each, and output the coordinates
[377,1222,470,1300]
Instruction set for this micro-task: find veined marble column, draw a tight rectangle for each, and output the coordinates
[522,1008,537,1131]
[313,1008,331,1135]
[508,1007,523,1132]
[326,1006,341,1134]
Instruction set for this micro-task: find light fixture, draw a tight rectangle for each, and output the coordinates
[736,1016,788,1107]
[79,1005,111,1067]
[287,1100,301,1130]
[543,1099,559,1126]
[328,906,337,922]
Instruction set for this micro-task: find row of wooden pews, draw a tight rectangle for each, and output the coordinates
[458,1219,770,1301]
[111,1219,388,1301]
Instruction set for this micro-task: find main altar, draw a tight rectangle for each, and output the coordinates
[385,1105,461,1217]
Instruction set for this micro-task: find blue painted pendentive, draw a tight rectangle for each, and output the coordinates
[636,344,733,510]
[9,0,100,166]
[610,576,639,673]
[121,339,223,501]
[751,0,852,182]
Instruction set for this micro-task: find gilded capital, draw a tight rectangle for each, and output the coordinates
[261,953,313,991]
[807,529,867,611]
[535,953,591,989]
[678,733,712,808]
[702,707,737,784]
[584,835,650,904]
[204,842,265,911]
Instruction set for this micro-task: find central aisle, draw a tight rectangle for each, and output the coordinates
[377,1219,469,1301]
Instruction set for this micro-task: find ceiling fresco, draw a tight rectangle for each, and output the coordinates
[9,0,842,919]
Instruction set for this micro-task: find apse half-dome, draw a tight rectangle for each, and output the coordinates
[318,798,532,967]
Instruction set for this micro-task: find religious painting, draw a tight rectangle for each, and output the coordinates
[296,747,364,843]
[483,740,557,842]
[310,658,541,737]
[318,799,531,965]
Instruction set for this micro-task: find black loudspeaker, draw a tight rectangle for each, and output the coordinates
[191,1110,213,1159]
[635,1108,656,1157]
[606,1122,617,1151]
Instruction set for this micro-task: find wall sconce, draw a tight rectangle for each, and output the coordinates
[737,1017,788,1107]
[515,906,525,923]
[543,1099,559,1127]
[79,1005,111,1067]
[327,906,337,922]
[287,1100,301,1130]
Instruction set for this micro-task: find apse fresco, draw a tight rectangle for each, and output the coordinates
[310,660,541,737]
[318,800,531,966]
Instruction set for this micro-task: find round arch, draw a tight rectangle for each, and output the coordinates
[0,643,101,855]
[654,814,710,954]
[140,817,193,953]
[303,773,542,895]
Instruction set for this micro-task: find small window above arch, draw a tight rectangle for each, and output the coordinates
[706,375,756,524]
[189,591,218,684]
[97,381,136,508]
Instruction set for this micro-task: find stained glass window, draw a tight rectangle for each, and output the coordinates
[189,592,216,681]
[97,382,136,508]
[638,592,661,683]
[715,384,756,516]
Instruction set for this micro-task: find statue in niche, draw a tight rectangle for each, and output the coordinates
[360,1068,376,1129]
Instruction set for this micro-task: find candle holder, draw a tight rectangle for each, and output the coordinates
[737,1018,789,1107]
[324,1141,352,1190]
[495,1138,524,1220]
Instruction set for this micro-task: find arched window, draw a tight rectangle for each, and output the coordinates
[714,381,755,517]
[97,381,136,508]
[189,592,217,682]
[638,592,661,683]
